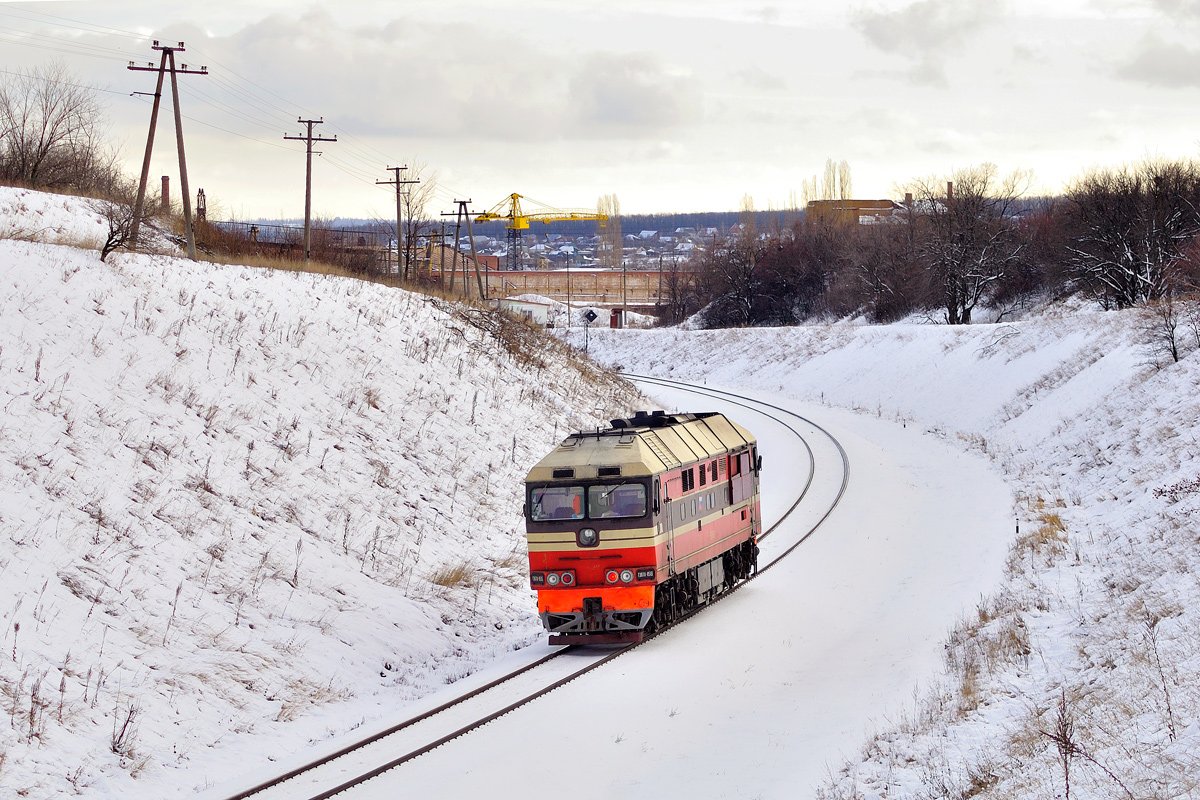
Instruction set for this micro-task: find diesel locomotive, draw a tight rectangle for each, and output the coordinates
[524,410,761,644]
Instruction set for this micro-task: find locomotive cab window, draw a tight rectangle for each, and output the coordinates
[588,483,647,519]
[529,485,585,521]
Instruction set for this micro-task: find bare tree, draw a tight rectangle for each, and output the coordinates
[907,163,1033,324]
[1066,158,1200,308]
[695,231,766,327]
[850,218,923,322]
[660,260,698,325]
[0,61,118,193]
[800,158,853,205]
[597,193,622,270]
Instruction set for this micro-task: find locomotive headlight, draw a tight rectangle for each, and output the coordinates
[546,572,560,587]
[577,528,598,547]
[619,569,634,584]
[605,569,620,585]
[560,570,575,586]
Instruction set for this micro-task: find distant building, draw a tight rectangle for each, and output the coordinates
[806,199,904,226]
[499,298,554,326]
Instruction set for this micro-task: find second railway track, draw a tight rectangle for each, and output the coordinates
[213,377,849,800]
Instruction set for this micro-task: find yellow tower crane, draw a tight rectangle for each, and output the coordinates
[475,193,607,271]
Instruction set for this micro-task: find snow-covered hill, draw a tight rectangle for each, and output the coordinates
[583,312,1200,799]
[0,187,645,797]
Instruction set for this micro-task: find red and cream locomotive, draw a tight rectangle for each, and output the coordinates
[524,410,761,644]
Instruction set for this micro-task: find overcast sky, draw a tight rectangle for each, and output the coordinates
[3,0,1200,219]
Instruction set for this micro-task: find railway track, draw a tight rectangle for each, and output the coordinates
[214,377,849,800]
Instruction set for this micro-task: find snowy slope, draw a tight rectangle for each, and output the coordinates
[355,385,1015,799]
[582,313,1200,799]
[0,189,645,798]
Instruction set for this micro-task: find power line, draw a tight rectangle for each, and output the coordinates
[129,94,294,150]
[0,9,475,218]
[0,5,146,40]
[0,27,137,60]
[0,31,132,62]
[0,66,128,96]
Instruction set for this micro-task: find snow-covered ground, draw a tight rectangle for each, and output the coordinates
[0,187,645,797]
[341,384,1014,799]
[5,185,1197,799]
[582,315,1200,798]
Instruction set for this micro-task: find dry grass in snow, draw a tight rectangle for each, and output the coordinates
[585,311,1200,800]
[0,189,645,797]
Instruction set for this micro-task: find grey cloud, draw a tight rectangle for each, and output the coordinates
[732,65,787,91]
[567,54,698,136]
[852,0,1007,55]
[907,59,949,87]
[1145,0,1200,20]
[170,11,693,144]
[1117,33,1200,87]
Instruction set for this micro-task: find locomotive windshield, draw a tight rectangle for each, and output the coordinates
[588,483,647,519]
[528,482,648,521]
[529,485,585,521]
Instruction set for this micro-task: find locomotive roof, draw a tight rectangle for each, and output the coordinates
[525,411,756,482]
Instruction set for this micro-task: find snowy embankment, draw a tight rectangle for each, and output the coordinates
[582,313,1200,799]
[0,187,644,797]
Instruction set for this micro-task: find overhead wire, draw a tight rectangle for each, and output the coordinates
[1,7,481,219]
[0,5,145,40]
[0,31,134,62]
[0,65,128,96]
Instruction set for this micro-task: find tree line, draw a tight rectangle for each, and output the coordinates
[674,160,1200,327]
[0,62,124,196]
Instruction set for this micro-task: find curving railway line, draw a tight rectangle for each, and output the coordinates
[213,377,849,800]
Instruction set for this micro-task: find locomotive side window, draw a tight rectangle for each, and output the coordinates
[588,483,647,519]
[529,486,585,521]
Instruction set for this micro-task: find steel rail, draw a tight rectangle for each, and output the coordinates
[218,648,568,800]
[223,379,847,800]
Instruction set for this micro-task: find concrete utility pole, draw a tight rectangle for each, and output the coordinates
[376,166,420,279]
[284,119,336,265]
[128,41,208,258]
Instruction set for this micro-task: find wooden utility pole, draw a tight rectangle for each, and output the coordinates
[440,201,486,300]
[284,119,336,264]
[461,201,486,300]
[376,166,420,279]
[442,207,463,295]
[128,41,207,259]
